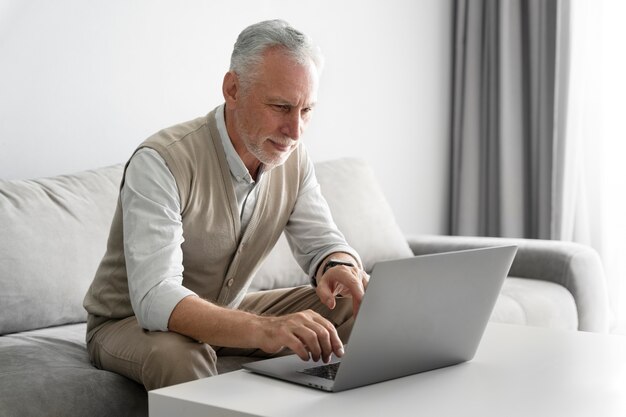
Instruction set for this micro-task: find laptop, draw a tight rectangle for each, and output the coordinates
[243,245,517,392]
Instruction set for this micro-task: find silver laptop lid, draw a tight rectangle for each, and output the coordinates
[332,245,517,391]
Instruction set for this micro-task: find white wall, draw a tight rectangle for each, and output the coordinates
[0,0,452,235]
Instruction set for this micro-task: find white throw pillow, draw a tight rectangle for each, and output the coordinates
[251,158,412,291]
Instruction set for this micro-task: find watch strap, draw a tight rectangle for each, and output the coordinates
[322,259,356,275]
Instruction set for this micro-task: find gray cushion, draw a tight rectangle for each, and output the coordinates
[491,277,578,330]
[251,158,413,290]
[0,166,123,335]
[0,323,147,417]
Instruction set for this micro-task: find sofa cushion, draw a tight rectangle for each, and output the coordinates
[491,277,578,330]
[0,166,123,335]
[0,323,147,417]
[251,158,413,291]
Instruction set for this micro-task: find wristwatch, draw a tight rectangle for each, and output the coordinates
[311,258,357,287]
[322,259,356,275]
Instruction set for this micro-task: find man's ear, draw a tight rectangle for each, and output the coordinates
[222,71,239,108]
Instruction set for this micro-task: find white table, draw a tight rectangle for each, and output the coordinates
[149,323,626,417]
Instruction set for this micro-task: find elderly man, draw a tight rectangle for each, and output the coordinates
[83,19,368,390]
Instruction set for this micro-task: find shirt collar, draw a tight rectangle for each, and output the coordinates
[215,104,261,184]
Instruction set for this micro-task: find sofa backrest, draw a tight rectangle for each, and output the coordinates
[0,166,123,335]
[0,158,411,334]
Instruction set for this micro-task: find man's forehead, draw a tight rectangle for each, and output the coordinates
[250,52,319,103]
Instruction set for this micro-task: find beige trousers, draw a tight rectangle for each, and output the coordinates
[87,286,354,390]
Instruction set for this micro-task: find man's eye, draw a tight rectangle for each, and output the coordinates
[273,104,290,112]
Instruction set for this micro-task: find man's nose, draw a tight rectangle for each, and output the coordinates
[281,112,304,140]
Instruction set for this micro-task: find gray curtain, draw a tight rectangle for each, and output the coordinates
[449,0,566,239]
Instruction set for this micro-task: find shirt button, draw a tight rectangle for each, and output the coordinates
[227,278,234,287]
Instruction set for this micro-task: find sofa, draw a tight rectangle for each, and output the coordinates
[0,158,610,417]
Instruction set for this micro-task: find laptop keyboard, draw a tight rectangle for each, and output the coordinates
[300,362,341,380]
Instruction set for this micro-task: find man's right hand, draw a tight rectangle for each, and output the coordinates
[169,296,343,364]
[256,310,344,363]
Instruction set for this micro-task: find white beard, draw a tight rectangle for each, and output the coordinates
[236,119,296,170]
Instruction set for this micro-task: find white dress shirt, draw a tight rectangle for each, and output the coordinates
[122,105,359,331]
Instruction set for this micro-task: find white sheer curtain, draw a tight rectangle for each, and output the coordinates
[560,0,626,334]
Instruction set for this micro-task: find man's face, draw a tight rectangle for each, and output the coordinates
[225,47,319,170]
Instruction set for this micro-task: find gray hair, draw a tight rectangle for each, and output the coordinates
[230,19,324,90]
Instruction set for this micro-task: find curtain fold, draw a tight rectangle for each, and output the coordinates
[449,0,563,239]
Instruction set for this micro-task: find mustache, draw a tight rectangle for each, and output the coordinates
[269,137,297,147]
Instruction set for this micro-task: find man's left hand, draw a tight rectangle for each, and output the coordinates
[316,258,369,318]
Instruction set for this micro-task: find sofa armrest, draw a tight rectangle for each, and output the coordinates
[406,234,610,333]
